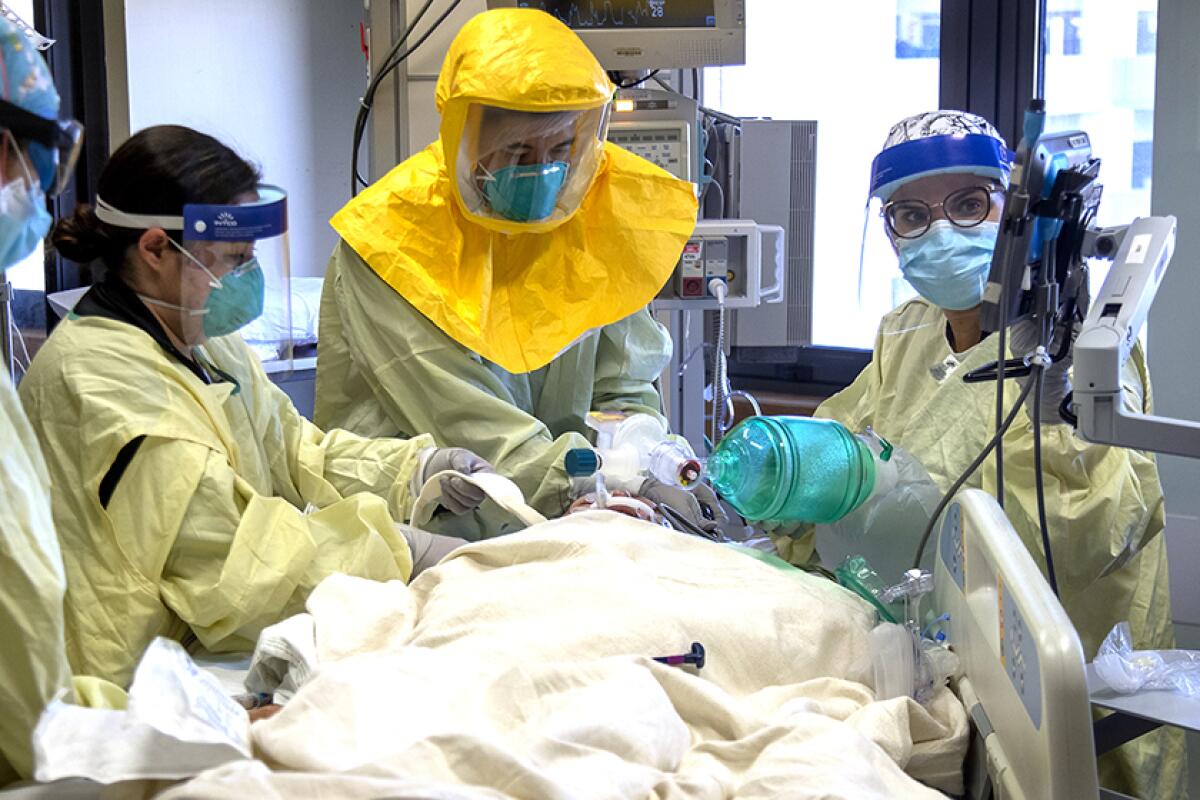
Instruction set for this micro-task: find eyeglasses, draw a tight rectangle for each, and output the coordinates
[883,184,1003,240]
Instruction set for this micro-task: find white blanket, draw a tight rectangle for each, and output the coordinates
[164,513,967,798]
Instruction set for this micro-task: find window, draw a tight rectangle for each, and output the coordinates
[1046,10,1083,56]
[1043,0,1157,300]
[1137,10,1157,55]
[1132,140,1153,190]
[705,0,941,349]
[896,7,939,59]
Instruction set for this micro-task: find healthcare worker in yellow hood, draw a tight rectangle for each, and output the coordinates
[0,14,126,785]
[318,8,705,537]
[774,110,1179,799]
[20,125,489,688]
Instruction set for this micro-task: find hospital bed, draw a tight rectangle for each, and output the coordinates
[1,489,1113,798]
[936,489,1098,799]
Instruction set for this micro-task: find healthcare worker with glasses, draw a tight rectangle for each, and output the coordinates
[0,15,127,786]
[316,8,713,539]
[773,110,1179,799]
[19,124,489,688]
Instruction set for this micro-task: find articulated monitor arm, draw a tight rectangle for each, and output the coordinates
[1073,214,1200,459]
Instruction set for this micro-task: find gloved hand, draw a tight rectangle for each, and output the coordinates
[1009,318,1072,424]
[398,524,468,577]
[422,447,494,515]
[639,478,727,535]
[1010,270,1088,425]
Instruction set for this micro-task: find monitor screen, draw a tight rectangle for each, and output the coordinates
[517,1,717,29]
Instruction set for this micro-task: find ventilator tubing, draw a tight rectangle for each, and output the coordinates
[706,416,898,523]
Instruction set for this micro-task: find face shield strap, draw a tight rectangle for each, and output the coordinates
[0,98,65,146]
[93,197,184,231]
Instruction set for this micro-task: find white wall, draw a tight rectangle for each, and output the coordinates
[122,0,366,277]
[1150,0,1200,626]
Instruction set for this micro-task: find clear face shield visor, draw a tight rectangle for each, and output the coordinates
[455,103,610,224]
[94,185,291,354]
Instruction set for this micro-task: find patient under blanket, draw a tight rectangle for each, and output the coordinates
[166,512,968,799]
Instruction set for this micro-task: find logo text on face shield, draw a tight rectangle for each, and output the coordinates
[215,212,238,227]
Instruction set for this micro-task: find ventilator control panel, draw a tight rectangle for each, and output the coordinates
[608,127,688,180]
[608,87,699,183]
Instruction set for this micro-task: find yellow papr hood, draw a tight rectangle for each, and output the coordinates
[332,9,697,374]
[435,8,612,115]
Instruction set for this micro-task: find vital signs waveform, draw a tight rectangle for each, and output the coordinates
[518,1,714,29]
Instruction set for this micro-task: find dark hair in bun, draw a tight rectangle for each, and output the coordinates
[50,124,261,274]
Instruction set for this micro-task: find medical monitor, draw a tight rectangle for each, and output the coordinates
[485,0,745,69]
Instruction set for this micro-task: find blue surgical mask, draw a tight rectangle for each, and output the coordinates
[896,220,998,310]
[480,161,569,222]
[0,176,51,270]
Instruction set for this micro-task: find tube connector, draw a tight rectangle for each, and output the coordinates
[707,277,728,306]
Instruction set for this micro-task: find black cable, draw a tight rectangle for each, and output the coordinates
[1031,362,1060,596]
[912,375,1035,569]
[352,0,436,192]
[615,69,660,89]
[994,265,1011,509]
[699,105,740,125]
[351,0,463,196]
[1059,391,1078,426]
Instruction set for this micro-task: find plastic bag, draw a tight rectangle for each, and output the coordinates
[868,620,959,705]
[835,555,901,623]
[827,442,943,543]
[1093,621,1200,696]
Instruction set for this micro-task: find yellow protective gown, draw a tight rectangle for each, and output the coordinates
[330,8,695,375]
[0,372,126,785]
[319,9,695,535]
[773,298,1181,799]
[0,370,71,783]
[20,305,430,687]
[317,241,671,538]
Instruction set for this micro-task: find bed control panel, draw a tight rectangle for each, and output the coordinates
[1000,577,1043,729]
[939,503,965,591]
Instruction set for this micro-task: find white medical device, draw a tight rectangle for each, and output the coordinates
[484,0,746,69]
[655,219,784,310]
[1072,214,1200,457]
[935,489,1098,800]
[608,88,700,183]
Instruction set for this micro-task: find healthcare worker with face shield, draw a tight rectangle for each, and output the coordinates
[774,111,1179,798]
[316,8,712,539]
[0,15,126,786]
[19,125,488,688]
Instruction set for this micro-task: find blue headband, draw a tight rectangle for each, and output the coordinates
[870,134,1014,200]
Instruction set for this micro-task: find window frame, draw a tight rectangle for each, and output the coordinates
[729,0,1043,399]
[34,0,110,333]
